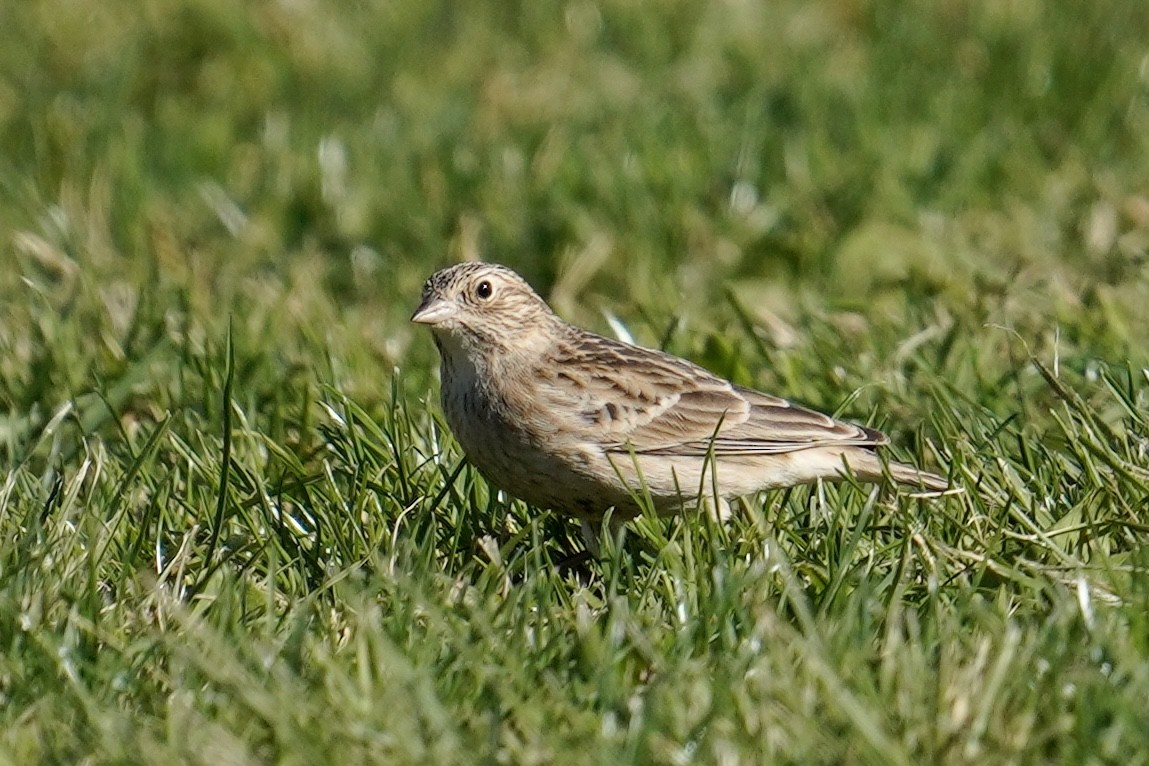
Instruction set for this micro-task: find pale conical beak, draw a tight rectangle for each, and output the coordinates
[410,296,456,325]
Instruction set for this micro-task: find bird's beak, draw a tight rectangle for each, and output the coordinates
[410,296,455,326]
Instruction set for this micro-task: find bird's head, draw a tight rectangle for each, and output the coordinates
[411,263,559,358]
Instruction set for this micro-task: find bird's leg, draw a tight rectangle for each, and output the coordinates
[578,519,602,558]
[701,495,733,523]
[549,519,599,575]
[574,513,628,559]
[696,494,735,549]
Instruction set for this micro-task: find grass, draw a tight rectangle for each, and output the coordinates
[2,0,1149,762]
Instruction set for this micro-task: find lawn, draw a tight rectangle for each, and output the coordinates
[2,0,1148,763]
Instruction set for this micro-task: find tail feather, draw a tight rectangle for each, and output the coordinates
[844,450,952,492]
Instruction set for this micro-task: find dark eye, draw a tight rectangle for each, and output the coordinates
[475,280,493,300]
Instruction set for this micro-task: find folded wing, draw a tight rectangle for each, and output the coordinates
[543,333,888,456]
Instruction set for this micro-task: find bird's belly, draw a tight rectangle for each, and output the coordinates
[603,447,867,506]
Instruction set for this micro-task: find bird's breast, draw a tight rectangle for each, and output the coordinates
[440,363,525,457]
[437,359,606,505]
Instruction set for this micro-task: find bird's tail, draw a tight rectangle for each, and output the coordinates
[845,451,952,493]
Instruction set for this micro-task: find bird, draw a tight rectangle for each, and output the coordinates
[411,262,949,529]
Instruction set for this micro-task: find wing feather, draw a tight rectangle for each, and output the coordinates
[538,332,887,456]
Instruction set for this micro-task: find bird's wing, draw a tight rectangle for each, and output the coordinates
[540,333,887,456]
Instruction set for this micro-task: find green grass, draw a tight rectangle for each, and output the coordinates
[2,0,1149,762]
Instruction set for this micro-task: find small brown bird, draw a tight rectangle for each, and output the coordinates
[412,263,948,526]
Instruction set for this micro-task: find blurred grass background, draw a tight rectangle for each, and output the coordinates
[2,0,1149,763]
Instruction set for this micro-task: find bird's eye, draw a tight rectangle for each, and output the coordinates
[475,280,493,300]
